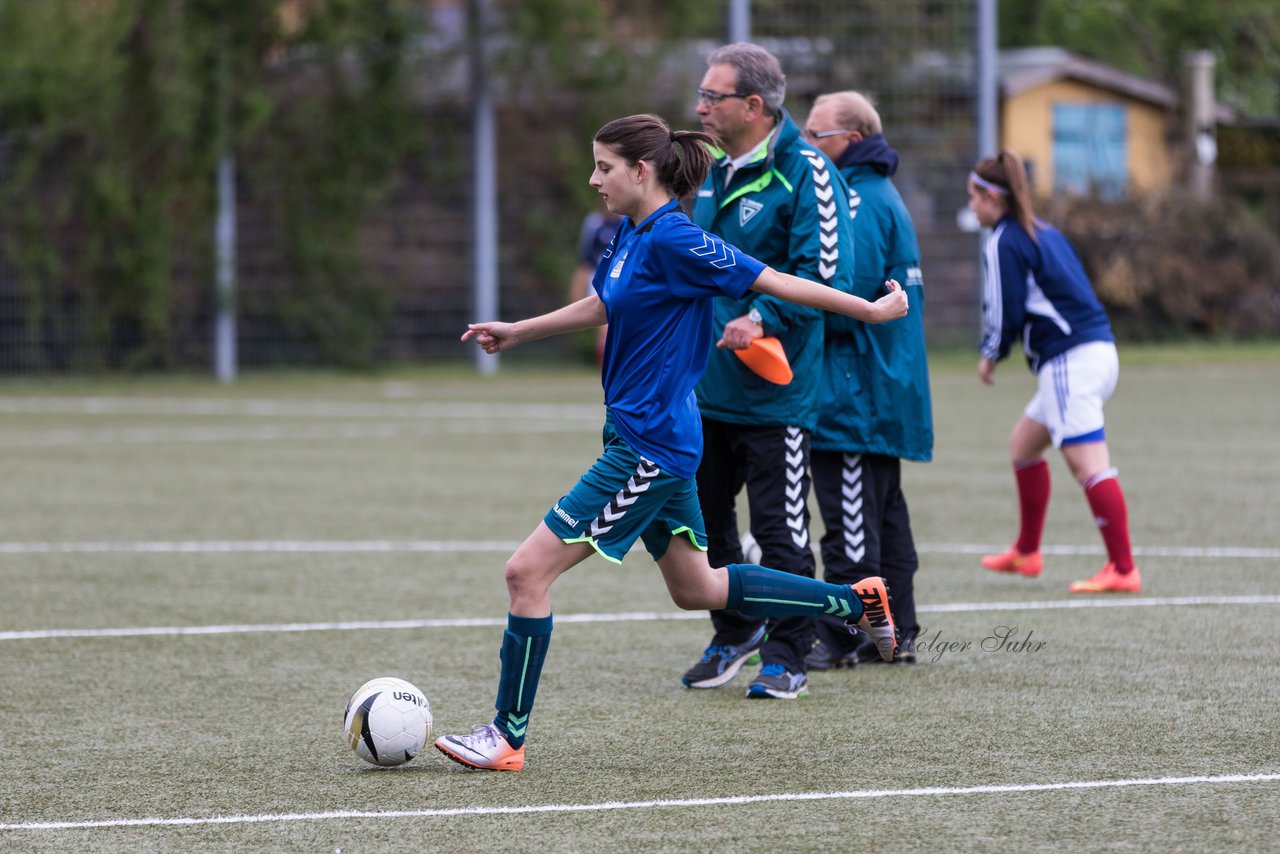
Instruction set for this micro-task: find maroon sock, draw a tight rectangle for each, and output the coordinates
[1013,458,1050,554]
[1084,470,1135,574]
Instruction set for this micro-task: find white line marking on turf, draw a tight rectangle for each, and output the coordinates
[2,540,1278,558]
[2,773,1276,831]
[0,540,524,554]
[921,543,1280,559]
[0,421,597,447]
[2,596,1277,642]
[0,397,602,420]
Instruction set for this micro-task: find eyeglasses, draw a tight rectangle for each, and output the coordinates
[803,127,851,140]
[696,88,752,105]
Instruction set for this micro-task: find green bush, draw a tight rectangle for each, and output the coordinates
[1046,193,1280,340]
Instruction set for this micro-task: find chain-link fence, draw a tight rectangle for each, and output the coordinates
[0,0,981,373]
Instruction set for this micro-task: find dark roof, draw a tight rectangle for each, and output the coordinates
[999,47,1236,123]
[1000,47,1177,105]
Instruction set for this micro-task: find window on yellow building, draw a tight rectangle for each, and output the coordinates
[1052,103,1127,200]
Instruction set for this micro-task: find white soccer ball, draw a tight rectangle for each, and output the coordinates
[740,531,763,565]
[343,676,432,767]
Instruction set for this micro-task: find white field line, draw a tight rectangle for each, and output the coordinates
[0,397,604,419]
[0,398,603,445]
[0,540,526,554]
[1,540,1277,559]
[920,543,1280,559]
[0,421,599,447]
[2,596,1278,642]
[1,773,1276,832]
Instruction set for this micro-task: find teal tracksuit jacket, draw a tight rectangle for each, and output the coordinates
[691,110,856,431]
[813,135,933,461]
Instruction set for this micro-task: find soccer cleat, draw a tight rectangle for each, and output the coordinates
[681,624,766,688]
[434,724,525,771]
[850,577,897,662]
[1068,563,1142,594]
[746,663,809,699]
[981,546,1044,577]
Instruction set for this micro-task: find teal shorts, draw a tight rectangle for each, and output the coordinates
[543,418,707,564]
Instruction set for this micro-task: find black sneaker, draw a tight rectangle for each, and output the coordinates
[681,624,766,689]
[746,663,809,699]
[804,638,859,671]
[847,634,917,665]
[893,634,917,664]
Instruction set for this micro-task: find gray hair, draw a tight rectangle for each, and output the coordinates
[814,91,883,137]
[707,42,786,117]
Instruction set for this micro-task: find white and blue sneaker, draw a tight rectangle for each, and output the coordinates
[746,663,809,699]
[681,624,767,689]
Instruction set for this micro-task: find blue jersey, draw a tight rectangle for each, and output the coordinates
[592,199,765,479]
[981,214,1114,373]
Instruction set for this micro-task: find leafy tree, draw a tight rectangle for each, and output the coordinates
[1000,0,1280,117]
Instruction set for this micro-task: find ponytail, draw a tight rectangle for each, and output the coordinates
[972,148,1037,240]
[594,114,716,200]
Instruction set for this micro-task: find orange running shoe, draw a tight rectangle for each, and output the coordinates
[981,546,1044,577]
[851,577,897,662]
[1068,563,1142,594]
[434,724,526,771]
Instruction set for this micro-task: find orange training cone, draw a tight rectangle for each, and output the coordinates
[733,336,793,385]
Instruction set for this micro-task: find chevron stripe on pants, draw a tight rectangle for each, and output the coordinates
[811,450,920,652]
[696,416,816,674]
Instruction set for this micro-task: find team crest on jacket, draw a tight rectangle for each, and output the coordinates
[739,198,764,227]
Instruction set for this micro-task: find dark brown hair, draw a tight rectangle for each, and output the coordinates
[973,148,1037,239]
[594,114,716,201]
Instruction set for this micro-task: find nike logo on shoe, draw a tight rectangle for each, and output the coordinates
[851,577,897,662]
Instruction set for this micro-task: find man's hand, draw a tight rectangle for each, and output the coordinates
[716,314,766,350]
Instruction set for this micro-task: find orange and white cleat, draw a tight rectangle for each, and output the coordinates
[1068,563,1141,594]
[851,577,897,662]
[434,724,526,771]
[981,546,1044,577]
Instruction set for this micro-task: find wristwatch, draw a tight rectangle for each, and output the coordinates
[747,306,763,326]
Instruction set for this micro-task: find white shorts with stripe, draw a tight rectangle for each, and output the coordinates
[1025,341,1118,447]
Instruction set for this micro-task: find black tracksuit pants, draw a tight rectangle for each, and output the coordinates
[810,450,920,653]
[697,416,815,674]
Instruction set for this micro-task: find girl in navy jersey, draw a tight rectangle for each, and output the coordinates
[968,148,1139,595]
[433,114,908,771]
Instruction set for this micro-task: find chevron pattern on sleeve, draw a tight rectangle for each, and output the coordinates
[803,152,840,282]
[688,233,738,269]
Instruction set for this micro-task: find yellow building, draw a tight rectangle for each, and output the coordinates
[999,47,1228,199]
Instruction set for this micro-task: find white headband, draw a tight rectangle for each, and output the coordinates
[969,171,1009,196]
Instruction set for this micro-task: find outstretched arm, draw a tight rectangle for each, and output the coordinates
[749,268,908,323]
[462,295,606,354]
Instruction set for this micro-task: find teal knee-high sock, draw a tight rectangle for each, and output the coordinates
[725,564,864,621]
[492,613,552,749]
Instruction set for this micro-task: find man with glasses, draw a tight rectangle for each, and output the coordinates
[801,90,932,668]
[680,43,862,700]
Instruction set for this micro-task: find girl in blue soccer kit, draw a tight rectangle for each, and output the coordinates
[967,149,1139,594]
[434,114,909,771]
